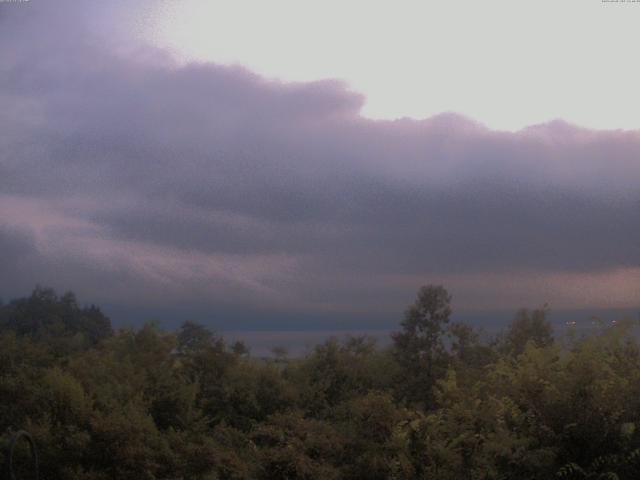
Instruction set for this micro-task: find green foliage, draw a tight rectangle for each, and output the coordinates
[0,286,112,348]
[289,335,398,415]
[501,306,554,356]
[251,412,342,479]
[2,285,640,479]
[392,285,452,408]
[336,392,414,479]
[177,320,220,355]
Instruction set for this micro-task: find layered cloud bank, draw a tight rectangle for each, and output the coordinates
[1,2,638,327]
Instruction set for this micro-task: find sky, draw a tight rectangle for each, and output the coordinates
[149,0,640,131]
[0,1,639,332]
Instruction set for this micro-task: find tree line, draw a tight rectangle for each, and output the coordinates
[1,285,639,479]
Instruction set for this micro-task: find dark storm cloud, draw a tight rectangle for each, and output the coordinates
[1,1,638,321]
[0,225,37,271]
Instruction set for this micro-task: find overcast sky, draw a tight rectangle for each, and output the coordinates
[0,1,638,330]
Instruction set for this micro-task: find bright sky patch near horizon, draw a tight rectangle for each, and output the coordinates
[147,0,640,132]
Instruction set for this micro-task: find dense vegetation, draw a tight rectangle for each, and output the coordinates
[1,285,640,479]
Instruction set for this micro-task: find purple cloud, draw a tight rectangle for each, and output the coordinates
[1,2,638,327]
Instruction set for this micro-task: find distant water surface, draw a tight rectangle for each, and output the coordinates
[224,309,639,357]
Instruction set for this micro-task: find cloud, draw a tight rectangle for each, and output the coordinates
[0,2,638,326]
[0,224,37,277]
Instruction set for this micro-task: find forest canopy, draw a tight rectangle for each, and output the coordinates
[1,286,640,479]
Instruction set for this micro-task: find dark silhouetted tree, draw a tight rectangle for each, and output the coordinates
[177,320,219,355]
[503,306,554,356]
[392,285,452,408]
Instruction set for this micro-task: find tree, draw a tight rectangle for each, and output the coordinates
[292,336,393,415]
[503,306,554,356]
[392,285,452,408]
[232,340,250,357]
[79,304,112,345]
[176,320,220,355]
[339,392,413,480]
[448,322,497,386]
[0,286,112,346]
[251,412,342,480]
